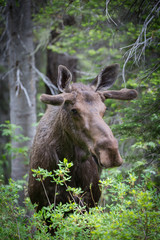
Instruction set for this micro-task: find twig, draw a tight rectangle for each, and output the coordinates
[15,67,32,107]
[1,66,15,80]
[32,65,58,95]
[106,0,118,26]
[0,28,6,43]
[15,218,21,240]
[121,1,160,84]
[64,181,84,214]
[17,34,29,53]
[54,183,57,210]
[137,61,160,81]
[41,178,51,206]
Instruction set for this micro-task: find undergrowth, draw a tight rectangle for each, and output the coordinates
[0,159,160,240]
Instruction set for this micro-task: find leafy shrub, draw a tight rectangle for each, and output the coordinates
[0,121,30,183]
[0,159,160,239]
[0,179,31,239]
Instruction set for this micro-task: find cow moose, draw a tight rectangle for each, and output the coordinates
[28,64,137,212]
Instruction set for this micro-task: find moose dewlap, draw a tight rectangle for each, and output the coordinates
[28,64,137,211]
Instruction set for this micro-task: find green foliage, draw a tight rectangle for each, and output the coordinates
[32,158,73,184]
[0,121,30,183]
[1,162,159,239]
[33,0,123,77]
[0,179,31,240]
[33,0,160,81]
[0,121,30,155]
[112,69,160,175]
[0,0,6,7]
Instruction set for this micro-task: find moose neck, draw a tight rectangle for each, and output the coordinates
[49,106,89,164]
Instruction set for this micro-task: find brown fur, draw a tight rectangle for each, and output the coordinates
[28,64,128,212]
[28,83,122,211]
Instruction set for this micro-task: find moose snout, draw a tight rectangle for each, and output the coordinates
[94,140,123,168]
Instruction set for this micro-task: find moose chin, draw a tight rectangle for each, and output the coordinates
[28,64,137,213]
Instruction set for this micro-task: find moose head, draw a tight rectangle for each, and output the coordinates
[40,64,137,169]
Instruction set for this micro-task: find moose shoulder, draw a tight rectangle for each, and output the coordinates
[28,64,137,211]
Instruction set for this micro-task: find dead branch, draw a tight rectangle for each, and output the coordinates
[33,65,58,95]
[15,67,32,107]
[106,0,118,26]
[120,1,160,83]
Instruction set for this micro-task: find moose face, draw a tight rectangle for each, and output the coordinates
[59,86,122,168]
[40,64,137,169]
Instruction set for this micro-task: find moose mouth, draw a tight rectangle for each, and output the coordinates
[92,152,123,169]
[92,154,102,167]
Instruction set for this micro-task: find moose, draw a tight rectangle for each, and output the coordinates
[28,64,137,212]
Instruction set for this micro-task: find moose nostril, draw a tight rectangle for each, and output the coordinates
[109,149,123,166]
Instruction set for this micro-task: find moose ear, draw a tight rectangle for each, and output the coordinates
[57,65,72,92]
[91,64,120,91]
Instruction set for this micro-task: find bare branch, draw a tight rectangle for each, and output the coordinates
[106,0,118,26]
[40,178,51,206]
[121,1,160,83]
[15,67,32,107]
[33,65,58,95]
[137,61,160,81]
[1,66,15,80]
[0,28,7,43]
[17,34,29,53]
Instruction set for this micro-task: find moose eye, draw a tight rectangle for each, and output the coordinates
[71,108,78,115]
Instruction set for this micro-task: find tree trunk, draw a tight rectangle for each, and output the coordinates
[46,50,77,94]
[7,0,36,181]
[46,18,77,94]
[0,80,10,184]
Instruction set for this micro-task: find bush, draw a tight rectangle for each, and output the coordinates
[0,179,31,239]
[0,160,159,239]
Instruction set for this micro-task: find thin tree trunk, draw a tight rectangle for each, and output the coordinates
[7,0,36,181]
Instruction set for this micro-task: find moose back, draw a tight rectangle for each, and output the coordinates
[28,64,137,211]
